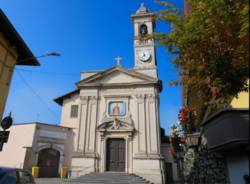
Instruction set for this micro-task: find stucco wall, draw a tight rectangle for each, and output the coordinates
[0,32,18,120]
[60,93,81,152]
[0,124,36,168]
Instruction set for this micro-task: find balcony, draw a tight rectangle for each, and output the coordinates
[202,109,249,152]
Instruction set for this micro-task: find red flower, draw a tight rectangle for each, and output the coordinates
[178,106,187,123]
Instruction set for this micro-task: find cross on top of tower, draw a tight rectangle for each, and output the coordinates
[136,3,150,14]
[115,56,122,66]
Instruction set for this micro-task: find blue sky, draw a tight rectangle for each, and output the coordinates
[1,0,183,135]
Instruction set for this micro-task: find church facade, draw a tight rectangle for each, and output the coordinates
[55,4,165,184]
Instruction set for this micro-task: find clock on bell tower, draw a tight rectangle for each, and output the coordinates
[131,3,158,79]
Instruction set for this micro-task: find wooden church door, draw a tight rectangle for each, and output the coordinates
[106,139,125,172]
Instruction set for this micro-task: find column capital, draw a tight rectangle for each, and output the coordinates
[89,96,99,105]
[80,96,88,105]
[146,93,157,103]
[135,94,145,103]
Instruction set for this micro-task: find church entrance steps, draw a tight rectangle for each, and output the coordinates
[69,172,154,184]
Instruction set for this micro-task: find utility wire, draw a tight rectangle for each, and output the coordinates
[1,61,78,76]
[15,68,78,76]
[16,71,58,118]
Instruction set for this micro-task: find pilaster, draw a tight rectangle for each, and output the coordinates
[135,94,147,154]
[78,95,99,155]
[78,96,89,152]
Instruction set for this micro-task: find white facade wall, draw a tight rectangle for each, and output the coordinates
[61,94,81,152]
[60,81,164,184]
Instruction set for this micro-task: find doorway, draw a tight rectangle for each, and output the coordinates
[106,139,125,172]
[37,148,60,177]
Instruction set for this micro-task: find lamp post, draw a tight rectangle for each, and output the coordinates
[16,52,61,64]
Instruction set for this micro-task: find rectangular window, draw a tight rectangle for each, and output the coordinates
[70,105,78,118]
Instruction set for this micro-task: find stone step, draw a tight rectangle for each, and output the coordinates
[68,172,152,184]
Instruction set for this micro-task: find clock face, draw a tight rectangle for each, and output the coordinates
[139,50,151,62]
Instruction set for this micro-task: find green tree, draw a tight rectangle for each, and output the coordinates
[154,0,249,126]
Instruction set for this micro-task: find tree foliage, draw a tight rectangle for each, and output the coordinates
[155,0,249,112]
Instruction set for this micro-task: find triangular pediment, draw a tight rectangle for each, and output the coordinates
[77,66,157,87]
[99,71,145,83]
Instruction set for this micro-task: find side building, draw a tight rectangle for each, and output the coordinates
[0,122,74,178]
[0,9,39,120]
[202,88,249,184]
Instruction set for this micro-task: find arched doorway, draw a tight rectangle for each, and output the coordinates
[37,148,60,178]
[106,139,125,172]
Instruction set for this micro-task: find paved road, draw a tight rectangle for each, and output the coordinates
[35,178,81,184]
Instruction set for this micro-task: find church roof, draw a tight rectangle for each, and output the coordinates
[54,89,80,105]
[54,65,162,106]
[76,65,160,87]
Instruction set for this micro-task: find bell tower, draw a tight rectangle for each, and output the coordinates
[131,3,158,78]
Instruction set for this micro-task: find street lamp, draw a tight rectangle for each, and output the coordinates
[16,51,61,64]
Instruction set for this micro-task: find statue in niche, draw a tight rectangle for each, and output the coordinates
[113,103,120,116]
[109,102,125,116]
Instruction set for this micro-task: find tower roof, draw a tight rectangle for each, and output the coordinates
[136,3,150,14]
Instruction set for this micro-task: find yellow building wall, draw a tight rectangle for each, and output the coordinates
[231,92,249,108]
[0,32,18,120]
[231,90,249,109]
